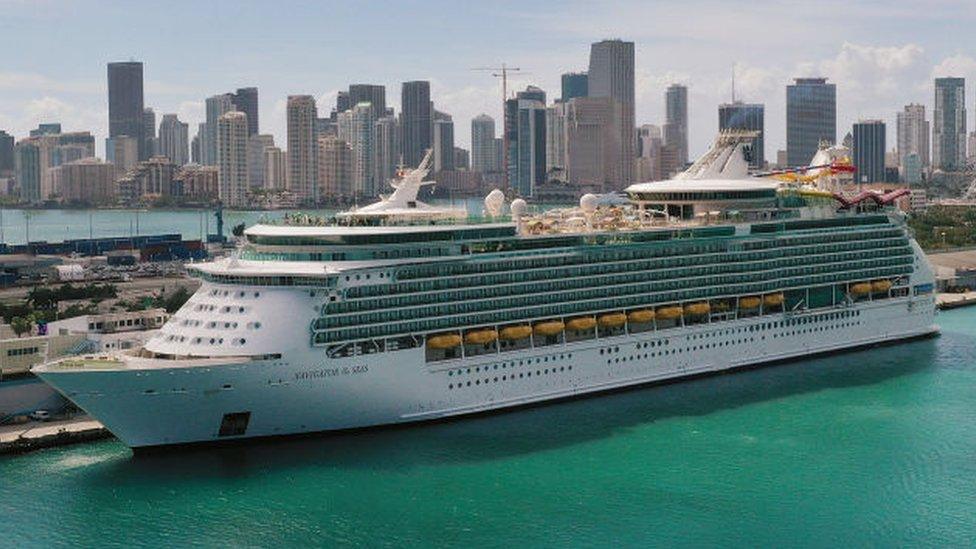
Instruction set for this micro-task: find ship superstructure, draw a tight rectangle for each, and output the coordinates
[34,134,938,449]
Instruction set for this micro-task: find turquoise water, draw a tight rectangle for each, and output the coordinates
[1,309,975,547]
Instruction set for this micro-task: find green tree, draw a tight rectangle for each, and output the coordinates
[10,316,32,337]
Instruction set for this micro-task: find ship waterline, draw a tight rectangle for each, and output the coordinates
[33,133,940,449]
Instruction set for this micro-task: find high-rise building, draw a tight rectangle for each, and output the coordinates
[106,136,140,174]
[563,96,622,189]
[191,130,201,164]
[852,120,886,184]
[158,114,189,166]
[287,95,318,203]
[401,81,432,167]
[348,84,386,117]
[231,87,259,136]
[335,91,351,115]
[216,111,249,208]
[505,96,547,196]
[175,164,219,203]
[546,103,568,178]
[433,117,455,172]
[374,114,399,190]
[107,61,147,160]
[116,156,179,206]
[30,123,61,136]
[471,114,499,173]
[933,77,966,171]
[786,77,836,166]
[15,140,41,202]
[317,135,352,199]
[896,104,929,173]
[664,84,689,167]
[517,86,546,104]
[0,131,13,174]
[263,146,287,190]
[636,124,663,182]
[561,72,588,102]
[54,157,117,206]
[453,147,470,171]
[143,108,157,157]
[718,102,765,168]
[247,134,275,189]
[201,94,234,166]
[338,102,376,198]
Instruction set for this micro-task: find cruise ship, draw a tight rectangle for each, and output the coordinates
[34,133,939,450]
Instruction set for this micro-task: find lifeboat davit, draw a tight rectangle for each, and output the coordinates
[499,325,532,340]
[427,333,462,349]
[851,283,872,296]
[627,309,655,323]
[566,317,597,331]
[464,329,498,345]
[533,321,565,336]
[739,297,761,309]
[683,302,711,316]
[872,280,892,293]
[597,313,627,328]
[763,293,785,307]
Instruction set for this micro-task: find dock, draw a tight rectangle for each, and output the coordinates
[0,416,111,455]
[937,291,976,310]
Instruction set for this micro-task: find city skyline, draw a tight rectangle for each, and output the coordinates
[4,1,976,160]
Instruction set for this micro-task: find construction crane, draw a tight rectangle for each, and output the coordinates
[472,63,525,188]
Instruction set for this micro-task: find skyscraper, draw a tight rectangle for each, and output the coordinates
[587,39,634,185]
[401,81,432,167]
[107,61,146,160]
[247,134,275,188]
[287,95,318,203]
[546,102,568,177]
[563,96,622,188]
[664,84,688,167]
[374,114,398,190]
[896,104,929,171]
[263,146,287,190]
[471,114,498,173]
[231,87,259,136]
[718,102,765,168]
[337,102,376,198]
[786,77,836,166]
[433,116,455,172]
[348,84,386,117]
[143,108,156,157]
[106,135,139,174]
[561,72,588,102]
[216,111,249,208]
[933,77,966,170]
[852,120,886,184]
[158,114,189,166]
[0,131,16,174]
[15,140,41,202]
[505,96,546,197]
[202,93,234,166]
[317,135,352,199]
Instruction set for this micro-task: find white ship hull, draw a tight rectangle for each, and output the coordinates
[36,292,936,450]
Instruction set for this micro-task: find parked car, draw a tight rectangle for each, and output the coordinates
[29,410,51,422]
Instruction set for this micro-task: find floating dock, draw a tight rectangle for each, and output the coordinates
[0,417,110,455]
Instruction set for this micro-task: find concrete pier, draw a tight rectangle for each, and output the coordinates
[0,416,110,455]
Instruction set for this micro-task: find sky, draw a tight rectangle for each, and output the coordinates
[3,0,976,160]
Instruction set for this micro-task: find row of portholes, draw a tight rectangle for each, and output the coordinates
[192,303,249,314]
[343,272,388,282]
[773,321,860,338]
[209,289,261,299]
[447,353,574,377]
[448,365,572,389]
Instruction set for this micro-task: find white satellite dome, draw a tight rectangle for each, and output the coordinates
[484,189,505,217]
[579,193,599,213]
[511,198,527,218]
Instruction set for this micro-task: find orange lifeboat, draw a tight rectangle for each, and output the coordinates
[597,313,627,328]
[683,302,711,316]
[627,309,655,323]
[464,329,498,345]
[533,321,565,336]
[499,325,532,341]
[739,296,761,309]
[872,280,892,293]
[763,293,785,307]
[656,305,683,320]
[851,283,872,296]
[566,317,597,331]
[427,333,461,350]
